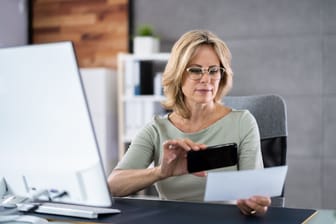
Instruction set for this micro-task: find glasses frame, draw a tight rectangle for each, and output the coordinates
[185,66,225,81]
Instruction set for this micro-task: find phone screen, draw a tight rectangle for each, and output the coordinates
[187,143,238,173]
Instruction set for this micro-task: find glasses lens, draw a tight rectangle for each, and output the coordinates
[186,66,225,80]
[208,67,220,75]
[187,67,203,75]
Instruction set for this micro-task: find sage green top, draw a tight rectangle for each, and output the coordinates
[115,109,263,202]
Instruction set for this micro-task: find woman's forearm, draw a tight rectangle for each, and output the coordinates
[107,167,163,197]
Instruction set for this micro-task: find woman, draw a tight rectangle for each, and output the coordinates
[108,30,271,216]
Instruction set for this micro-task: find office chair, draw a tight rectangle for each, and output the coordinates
[223,94,288,207]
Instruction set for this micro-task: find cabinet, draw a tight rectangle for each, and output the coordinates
[80,68,118,175]
[117,53,170,159]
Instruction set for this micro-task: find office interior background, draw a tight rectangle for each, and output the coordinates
[1,0,335,210]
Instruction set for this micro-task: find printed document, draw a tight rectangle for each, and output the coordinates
[204,165,288,202]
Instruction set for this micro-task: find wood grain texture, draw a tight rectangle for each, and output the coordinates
[32,0,129,69]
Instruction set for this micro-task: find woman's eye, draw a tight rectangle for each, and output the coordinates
[190,68,202,74]
[209,68,218,75]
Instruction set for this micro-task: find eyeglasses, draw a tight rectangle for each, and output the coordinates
[186,66,225,80]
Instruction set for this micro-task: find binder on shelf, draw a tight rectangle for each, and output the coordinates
[133,100,143,130]
[124,59,135,97]
[139,61,154,95]
[126,60,155,96]
[124,100,166,142]
[154,72,163,96]
[124,101,140,141]
[143,101,155,125]
[124,101,132,131]
[133,61,141,95]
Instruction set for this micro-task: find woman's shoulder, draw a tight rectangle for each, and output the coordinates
[132,114,169,141]
[227,108,254,119]
[140,114,170,131]
[152,114,170,125]
[222,108,256,127]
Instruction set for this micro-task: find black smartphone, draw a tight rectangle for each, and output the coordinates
[187,143,238,173]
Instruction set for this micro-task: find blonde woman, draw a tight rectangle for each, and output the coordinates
[108,30,271,216]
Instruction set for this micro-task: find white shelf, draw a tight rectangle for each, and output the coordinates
[117,52,169,159]
[122,95,165,102]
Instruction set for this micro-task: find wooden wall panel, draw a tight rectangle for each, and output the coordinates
[32,0,128,69]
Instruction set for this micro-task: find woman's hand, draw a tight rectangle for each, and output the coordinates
[159,139,207,179]
[236,195,271,216]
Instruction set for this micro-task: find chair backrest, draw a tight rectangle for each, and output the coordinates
[223,94,287,207]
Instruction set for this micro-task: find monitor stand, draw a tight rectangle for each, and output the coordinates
[1,178,29,208]
[1,179,120,219]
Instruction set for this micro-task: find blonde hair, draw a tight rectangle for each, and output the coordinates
[161,30,233,118]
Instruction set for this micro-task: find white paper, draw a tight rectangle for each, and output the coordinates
[204,165,288,202]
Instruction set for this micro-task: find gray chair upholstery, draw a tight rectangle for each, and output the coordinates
[223,94,287,207]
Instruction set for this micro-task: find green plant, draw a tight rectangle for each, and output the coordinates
[136,24,155,37]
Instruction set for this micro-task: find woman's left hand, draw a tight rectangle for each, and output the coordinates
[236,195,271,216]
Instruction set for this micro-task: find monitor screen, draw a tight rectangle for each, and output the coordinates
[0,42,112,207]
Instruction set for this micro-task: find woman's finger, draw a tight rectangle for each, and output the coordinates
[244,198,268,216]
[237,199,254,215]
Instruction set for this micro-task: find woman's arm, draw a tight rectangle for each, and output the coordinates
[108,139,207,197]
[108,122,163,197]
[107,167,163,197]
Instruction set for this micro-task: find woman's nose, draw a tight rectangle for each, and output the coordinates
[199,72,211,83]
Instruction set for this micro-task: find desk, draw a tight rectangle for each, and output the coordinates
[32,198,319,224]
[307,209,336,224]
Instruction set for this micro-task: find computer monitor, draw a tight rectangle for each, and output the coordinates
[0,42,113,208]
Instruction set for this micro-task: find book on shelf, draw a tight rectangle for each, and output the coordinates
[139,61,154,95]
[154,72,163,96]
[124,100,142,140]
[124,59,135,97]
[124,60,164,97]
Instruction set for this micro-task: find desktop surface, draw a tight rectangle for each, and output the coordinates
[19,197,319,224]
[308,209,336,224]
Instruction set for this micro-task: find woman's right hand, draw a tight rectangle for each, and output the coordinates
[108,139,207,197]
[159,139,207,179]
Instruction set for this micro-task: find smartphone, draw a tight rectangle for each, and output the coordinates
[187,143,238,173]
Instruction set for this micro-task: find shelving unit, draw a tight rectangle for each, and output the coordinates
[117,52,170,159]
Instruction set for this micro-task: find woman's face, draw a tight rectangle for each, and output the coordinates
[181,45,221,107]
